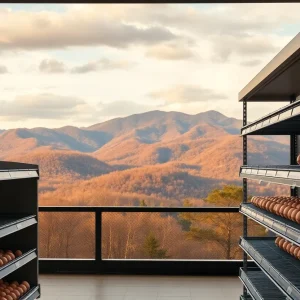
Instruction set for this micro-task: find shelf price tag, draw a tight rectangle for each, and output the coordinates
[257,214,263,221]
[287,286,293,295]
[264,217,272,227]
[255,253,262,263]
[16,223,23,230]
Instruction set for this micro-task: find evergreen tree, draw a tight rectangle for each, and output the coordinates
[143,232,169,258]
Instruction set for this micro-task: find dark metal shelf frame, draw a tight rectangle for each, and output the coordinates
[240,296,253,300]
[239,33,300,102]
[240,203,300,246]
[20,286,40,300]
[0,216,37,238]
[239,267,286,300]
[0,249,37,280]
[240,237,300,299]
[240,165,300,188]
[0,161,40,299]
[238,30,300,300]
[241,100,300,135]
[0,170,38,181]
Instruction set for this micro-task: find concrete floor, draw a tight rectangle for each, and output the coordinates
[39,274,242,300]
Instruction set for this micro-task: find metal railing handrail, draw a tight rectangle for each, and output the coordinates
[38,205,244,275]
[39,206,239,212]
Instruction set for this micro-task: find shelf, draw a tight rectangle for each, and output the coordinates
[0,161,39,181]
[0,170,38,181]
[240,165,300,187]
[240,296,252,300]
[239,33,300,102]
[240,203,300,246]
[0,216,37,238]
[20,286,40,300]
[239,267,286,300]
[0,249,37,280]
[241,100,300,135]
[240,237,300,299]
[0,160,40,298]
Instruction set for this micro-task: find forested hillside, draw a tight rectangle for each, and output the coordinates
[0,110,289,206]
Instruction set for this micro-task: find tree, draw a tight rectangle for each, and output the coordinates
[206,185,243,207]
[143,232,169,258]
[179,185,264,259]
[139,199,147,207]
[178,199,192,231]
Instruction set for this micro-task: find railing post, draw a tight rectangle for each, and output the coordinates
[95,211,102,264]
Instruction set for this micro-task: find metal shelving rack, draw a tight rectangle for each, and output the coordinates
[0,161,40,299]
[239,32,300,299]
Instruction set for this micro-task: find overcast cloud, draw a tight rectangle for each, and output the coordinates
[0,94,86,120]
[0,3,299,128]
[97,101,156,117]
[146,43,195,60]
[0,65,8,74]
[240,59,262,67]
[39,59,66,73]
[149,85,227,103]
[0,7,179,50]
[71,59,135,73]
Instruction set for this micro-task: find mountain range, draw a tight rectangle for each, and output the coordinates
[0,110,290,205]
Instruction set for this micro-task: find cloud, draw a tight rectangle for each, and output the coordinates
[71,59,135,74]
[0,3,296,66]
[0,65,8,74]
[129,4,300,36]
[39,59,66,73]
[0,93,86,120]
[240,59,262,67]
[103,4,295,62]
[97,101,155,117]
[149,85,227,103]
[211,35,280,62]
[0,6,179,50]
[71,62,98,74]
[146,43,194,60]
[0,94,156,123]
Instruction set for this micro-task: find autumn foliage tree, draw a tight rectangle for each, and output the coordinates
[179,185,265,259]
[139,199,147,207]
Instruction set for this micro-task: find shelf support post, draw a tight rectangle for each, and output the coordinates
[290,95,298,197]
[243,101,248,298]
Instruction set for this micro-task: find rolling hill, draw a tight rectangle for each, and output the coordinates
[0,127,111,158]
[40,162,222,206]
[0,110,290,205]
[6,148,114,179]
[86,110,242,138]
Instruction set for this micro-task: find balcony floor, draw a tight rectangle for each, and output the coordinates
[39,274,242,300]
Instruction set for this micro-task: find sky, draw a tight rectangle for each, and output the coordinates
[0,3,299,129]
